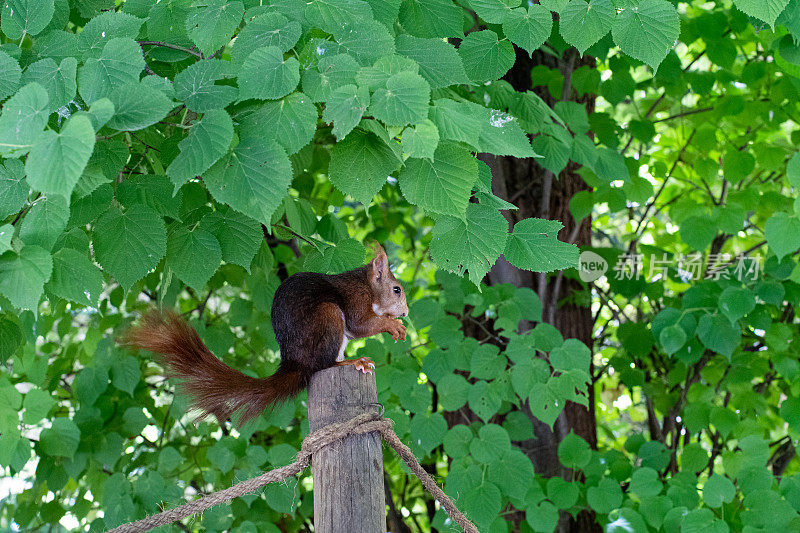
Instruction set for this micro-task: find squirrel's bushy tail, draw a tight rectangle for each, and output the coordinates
[122,310,307,425]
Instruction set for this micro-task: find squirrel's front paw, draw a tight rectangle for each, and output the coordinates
[387,320,407,342]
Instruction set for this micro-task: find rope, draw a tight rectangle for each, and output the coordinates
[108,412,478,533]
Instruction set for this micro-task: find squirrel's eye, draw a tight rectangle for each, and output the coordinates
[393,286,401,295]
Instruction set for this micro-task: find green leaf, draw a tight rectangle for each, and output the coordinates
[558,431,592,468]
[718,286,755,323]
[398,0,464,38]
[302,53,361,102]
[369,71,431,127]
[201,207,263,271]
[438,374,470,411]
[82,97,115,131]
[528,381,562,427]
[303,238,366,274]
[470,424,511,463]
[0,50,22,101]
[46,247,104,306]
[399,143,477,218]
[696,313,740,359]
[231,12,301,65]
[512,357,549,397]
[765,212,800,261]
[25,115,95,198]
[166,109,234,190]
[504,218,579,272]
[479,110,537,158]
[722,148,755,183]
[0,317,22,360]
[429,98,484,147]
[22,387,55,424]
[468,380,503,422]
[548,477,580,510]
[204,137,292,225]
[527,501,559,532]
[430,99,535,157]
[39,418,80,459]
[612,0,680,70]
[328,128,401,205]
[20,57,76,112]
[322,84,370,141]
[112,355,141,396]
[629,467,662,498]
[470,344,505,380]
[659,324,687,355]
[77,37,145,105]
[165,224,222,292]
[469,0,519,23]
[185,0,244,56]
[19,196,69,251]
[77,11,144,59]
[489,448,535,495]
[395,35,470,88]
[409,412,447,454]
[502,5,553,56]
[93,204,167,291]
[549,339,591,373]
[458,30,515,84]
[238,46,300,101]
[443,425,473,458]
[1,0,55,40]
[239,92,317,155]
[680,215,716,251]
[559,0,615,56]
[607,509,647,532]
[356,54,418,91]
[333,20,396,65]
[207,441,236,473]
[401,120,439,159]
[0,82,50,157]
[304,0,374,34]
[430,203,508,286]
[0,245,52,311]
[703,474,736,508]
[531,134,570,174]
[733,0,790,28]
[787,151,800,189]
[587,477,623,514]
[173,60,238,113]
[107,82,175,131]
[0,225,11,255]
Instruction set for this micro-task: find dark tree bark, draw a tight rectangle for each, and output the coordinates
[482,46,600,532]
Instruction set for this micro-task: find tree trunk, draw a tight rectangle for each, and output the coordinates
[486,46,600,532]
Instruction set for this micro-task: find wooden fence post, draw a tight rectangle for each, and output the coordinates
[307,365,384,532]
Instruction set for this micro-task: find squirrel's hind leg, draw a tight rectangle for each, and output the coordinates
[307,302,347,370]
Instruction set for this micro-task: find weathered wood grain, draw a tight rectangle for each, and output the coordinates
[308,365,384,532]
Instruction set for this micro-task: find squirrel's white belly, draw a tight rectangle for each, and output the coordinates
[337,310,352,361]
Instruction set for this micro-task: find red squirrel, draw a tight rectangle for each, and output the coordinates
[123,244,409,425]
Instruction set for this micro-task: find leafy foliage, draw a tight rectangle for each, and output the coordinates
[2,0,800,532]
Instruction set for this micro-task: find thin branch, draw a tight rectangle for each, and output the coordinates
[138,40,203,58]
[633,129,696,238]
[652,106,714,123]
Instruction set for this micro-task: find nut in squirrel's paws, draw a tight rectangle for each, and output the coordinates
[353,357,375,374]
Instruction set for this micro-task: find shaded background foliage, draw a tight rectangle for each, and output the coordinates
[2,0,800,531]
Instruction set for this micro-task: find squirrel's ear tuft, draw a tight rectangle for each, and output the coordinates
[370,243,388,280]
